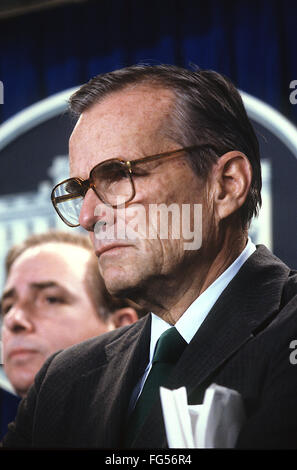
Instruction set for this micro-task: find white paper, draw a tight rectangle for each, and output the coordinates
[160,383,246,448]
[160,386,195,448]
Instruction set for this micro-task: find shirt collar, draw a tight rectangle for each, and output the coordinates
[149,238,256,359]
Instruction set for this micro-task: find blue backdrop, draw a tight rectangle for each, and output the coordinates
[0,0,296,125]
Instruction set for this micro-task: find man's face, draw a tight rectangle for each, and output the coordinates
[1,242,110,397]
[69,86,212,296]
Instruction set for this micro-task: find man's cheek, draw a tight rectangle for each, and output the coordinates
[123,204,148,241]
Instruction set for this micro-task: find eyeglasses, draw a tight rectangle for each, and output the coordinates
[51,145,200,227]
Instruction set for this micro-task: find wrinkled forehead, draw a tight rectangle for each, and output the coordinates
[69,85,176,176]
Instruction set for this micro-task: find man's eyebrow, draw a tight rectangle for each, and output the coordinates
[1,282,62,305]
[30,281,75,300]
[29,281,61,290]
[0,282,70,315]
[1,287,15,304]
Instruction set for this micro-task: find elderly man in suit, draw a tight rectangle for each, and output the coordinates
[2,65,297,448]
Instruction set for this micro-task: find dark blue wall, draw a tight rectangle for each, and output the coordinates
[0,0,297,125]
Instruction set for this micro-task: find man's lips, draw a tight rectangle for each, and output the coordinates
[8,348,39,360]
[95,243,132,257]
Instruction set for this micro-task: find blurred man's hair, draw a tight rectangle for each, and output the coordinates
[5,231,146,322]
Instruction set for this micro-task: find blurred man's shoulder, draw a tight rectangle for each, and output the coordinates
[39,315,149,382]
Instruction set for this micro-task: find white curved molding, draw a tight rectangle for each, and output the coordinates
[0,87,297,160]
[240,91,297,158]
[0,86,78,151]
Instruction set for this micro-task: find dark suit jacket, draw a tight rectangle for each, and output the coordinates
[2,245,297,449]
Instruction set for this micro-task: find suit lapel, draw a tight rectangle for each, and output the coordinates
[72,315,152,448]
[133,245,290,448]
[102,314,151,445]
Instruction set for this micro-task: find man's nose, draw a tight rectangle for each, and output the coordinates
[4,305,34,334]
[79,189,110,232]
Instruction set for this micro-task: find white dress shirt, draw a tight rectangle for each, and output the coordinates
[129,238,256,411]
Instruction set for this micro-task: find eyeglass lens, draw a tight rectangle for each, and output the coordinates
[53,160,134,225]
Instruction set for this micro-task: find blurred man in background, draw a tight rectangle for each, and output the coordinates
[0,231,143,437]
[1,231,142,397]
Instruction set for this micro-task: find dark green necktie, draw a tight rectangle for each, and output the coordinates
[124,327,187,447]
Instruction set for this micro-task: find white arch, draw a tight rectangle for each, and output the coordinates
[240,91,297,158]
[0,87,297,158]
[0,87,77,151]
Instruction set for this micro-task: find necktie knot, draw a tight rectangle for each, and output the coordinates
[153,327,187,364]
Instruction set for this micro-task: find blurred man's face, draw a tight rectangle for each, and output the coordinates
[69,85,211,297]
[1,242,110,397]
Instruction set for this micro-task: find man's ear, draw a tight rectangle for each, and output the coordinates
[111,307,139,328]
[212,151,252,222]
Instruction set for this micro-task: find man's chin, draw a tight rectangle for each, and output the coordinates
[9,373,36,398]
[101,268,140,298]
[98,250,152,297]
[99,259,133,288]
[103,277,134,297]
